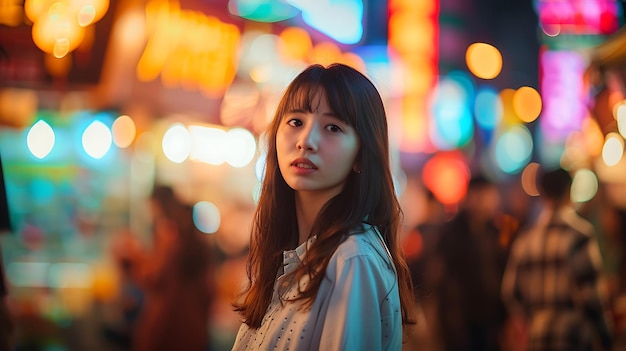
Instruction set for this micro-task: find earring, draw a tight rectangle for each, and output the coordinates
[353,167,361,174]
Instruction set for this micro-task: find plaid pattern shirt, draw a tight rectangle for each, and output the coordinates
[501,206,613,351]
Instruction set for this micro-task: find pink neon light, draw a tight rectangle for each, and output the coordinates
[537,0,619,35]
[540,50,587,141]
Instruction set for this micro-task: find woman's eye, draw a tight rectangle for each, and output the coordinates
[287,119,302,127]
[327,124,342,133]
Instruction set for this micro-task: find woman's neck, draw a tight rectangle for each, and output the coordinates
[294,191,332,245]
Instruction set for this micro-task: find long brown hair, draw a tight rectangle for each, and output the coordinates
[233,63,416,328]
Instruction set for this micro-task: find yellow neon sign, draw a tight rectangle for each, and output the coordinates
[136,0,241,97]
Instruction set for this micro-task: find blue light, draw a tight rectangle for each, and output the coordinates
[448,70,476,102]
[228,0,299,22]
[430,77,475,149]
[431,105,474,150]
[352,45,388,64]
[287,0,364,44]
[494,125,533,174]
[474,86,502,130]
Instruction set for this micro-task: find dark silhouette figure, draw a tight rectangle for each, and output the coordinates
[132,186,216,351]
[405,189,446,299]
[501,167,613,351]
[432,175,508,351]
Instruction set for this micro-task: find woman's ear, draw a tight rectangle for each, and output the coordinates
[353,164,361,174]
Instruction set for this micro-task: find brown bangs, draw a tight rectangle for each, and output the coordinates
[279,77,354,126]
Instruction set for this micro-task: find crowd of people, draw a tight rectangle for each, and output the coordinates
[405,167,626,351]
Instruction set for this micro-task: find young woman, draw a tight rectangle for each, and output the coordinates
[232,63,416,350]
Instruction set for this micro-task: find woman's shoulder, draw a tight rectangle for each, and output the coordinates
[332,224,392,269]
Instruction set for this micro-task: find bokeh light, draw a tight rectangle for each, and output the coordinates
[112,114,136,148]
[72,0,110,26]
[499,89,519,125]
[540,50,586,142]
[228,0,299,22]
[474,86,502,130]
[308,41,343,66]
[494,125,533,174]
[189,126,227,165]
[31,2,86,58]
[278,26,313,62]
[193,201,221,234]
[430,76,474,150]
[465,42,502,80]
[582,117,604,158]
[422,152,471,205]
[513,86,542,123]
[521,162,540,196]
[27,120,55,159]
[571,168,598,203]
[162,123,191,164]
[602,132,624,167]
[82,120,112,159]
[24,0,56,23]
[136,1,240,96]
[291,0,364,45]
[225,128,257,168]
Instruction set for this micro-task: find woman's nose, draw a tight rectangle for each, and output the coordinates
[296,124,319,151]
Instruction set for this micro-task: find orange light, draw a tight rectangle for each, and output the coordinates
[521,162,540,196]
[422,152,470,205]
[513,86,542,123]
[31,5,85,56]
[466,42,502,80]
[24,0,57,23]
[499,88,519,125]
[278,27,312,62]
[308,42,343,66]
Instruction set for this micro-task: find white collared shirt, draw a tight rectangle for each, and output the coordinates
[231,224,402,351]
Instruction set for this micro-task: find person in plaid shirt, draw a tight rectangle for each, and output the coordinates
[501,167,613,351]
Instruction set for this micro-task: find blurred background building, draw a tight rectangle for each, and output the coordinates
[1,0,626,350]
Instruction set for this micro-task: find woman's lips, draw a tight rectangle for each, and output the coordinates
[291,158,317,173]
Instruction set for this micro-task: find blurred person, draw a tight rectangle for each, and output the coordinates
[403,188,448,351]
[101,228,146,350]
[498,177,532,247]
[501,167,613,351]
[132,185,216,351]
[404,188,447,296]
[231,63,417,350]
[431,174,508,351]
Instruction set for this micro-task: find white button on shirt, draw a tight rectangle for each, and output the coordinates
[231,224,402,351]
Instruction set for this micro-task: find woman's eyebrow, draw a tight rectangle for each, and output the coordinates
[284,108,339,118]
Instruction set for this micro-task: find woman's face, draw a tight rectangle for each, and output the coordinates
[276,90,360,200]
